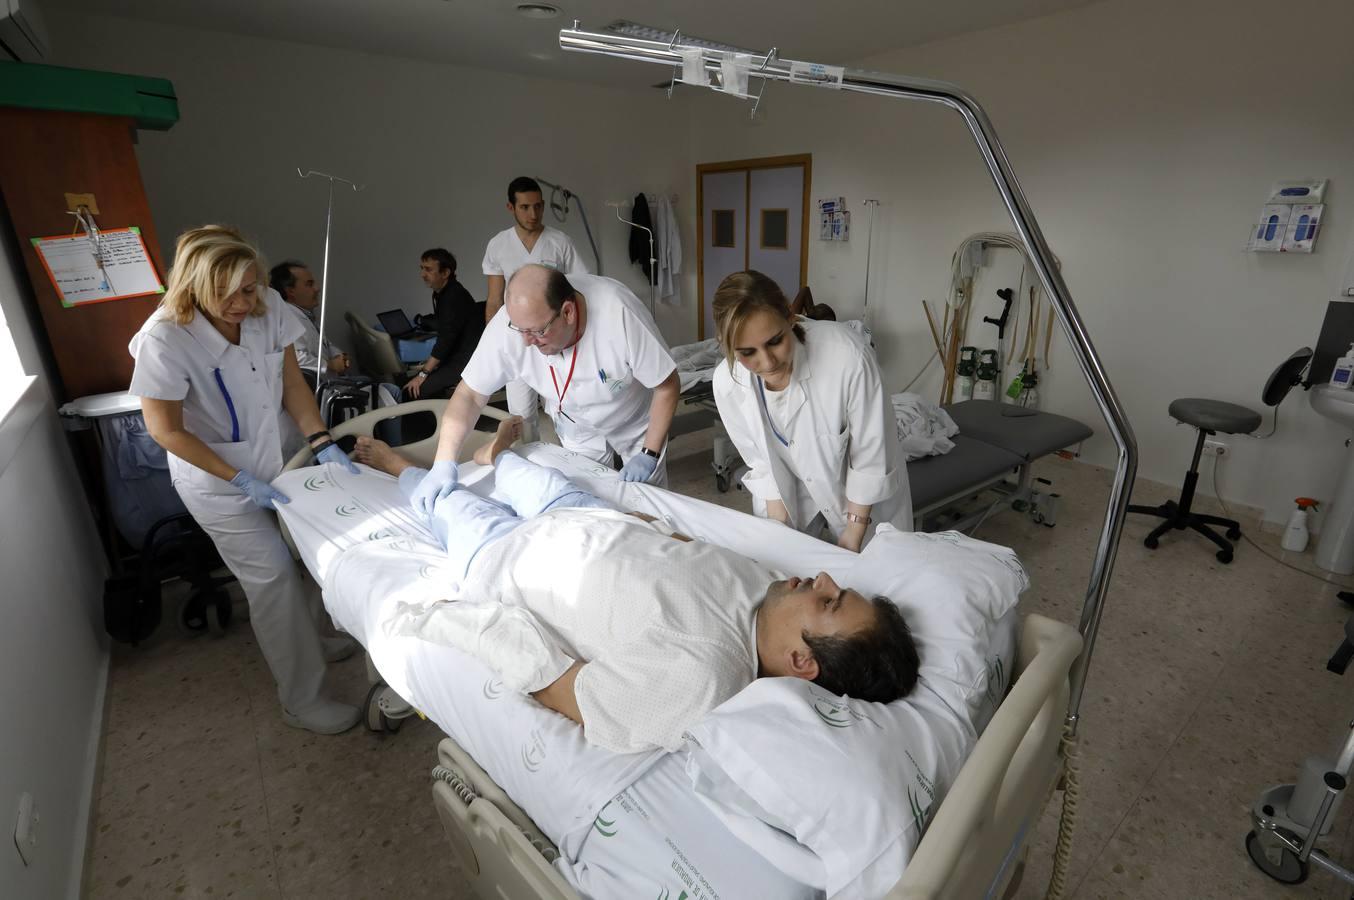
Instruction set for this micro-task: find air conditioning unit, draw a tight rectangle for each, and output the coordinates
[0,0,49,62]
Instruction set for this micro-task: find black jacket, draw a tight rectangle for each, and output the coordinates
[628,192,655,284]
[421,278,485,396]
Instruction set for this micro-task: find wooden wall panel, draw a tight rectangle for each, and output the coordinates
[0,107,165,401]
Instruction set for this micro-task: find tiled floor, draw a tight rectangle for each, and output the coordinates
[84,431,1354,899]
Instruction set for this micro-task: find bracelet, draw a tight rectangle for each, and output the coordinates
[306,429,331,443]
[311,439,336,455]
[845,512,872,525]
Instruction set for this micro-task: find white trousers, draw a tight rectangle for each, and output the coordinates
[177,491,328,715]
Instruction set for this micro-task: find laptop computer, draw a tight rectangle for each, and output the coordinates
[376,308,433,340]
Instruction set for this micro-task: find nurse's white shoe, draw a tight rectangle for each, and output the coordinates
[282,699,361,735]
[321,635,358,663]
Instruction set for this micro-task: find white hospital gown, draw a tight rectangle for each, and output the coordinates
[407,507,773,754]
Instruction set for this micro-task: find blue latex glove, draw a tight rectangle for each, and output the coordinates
[619,451,658,483]
[316,443,359,474]
[230,469,291,510]
[411,460,459,516]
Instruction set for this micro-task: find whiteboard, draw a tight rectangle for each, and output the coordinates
[31,227,164,307]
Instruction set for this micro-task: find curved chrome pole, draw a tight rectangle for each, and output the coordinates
[560,26,1138,732]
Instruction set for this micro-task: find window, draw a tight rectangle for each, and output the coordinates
[712,209,736,248]
[760,209,789,249]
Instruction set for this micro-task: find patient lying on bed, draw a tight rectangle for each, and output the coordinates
[353,419,920,754]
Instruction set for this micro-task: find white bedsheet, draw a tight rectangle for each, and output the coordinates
[275,445,830,898]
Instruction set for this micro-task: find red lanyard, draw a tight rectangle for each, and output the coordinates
[549,345,579,421]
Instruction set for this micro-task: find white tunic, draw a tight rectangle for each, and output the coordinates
[128,296,305,515]
[713,317,913,542]
[481,224,589,280]
[460,274,677,460]
[456,508,771,754]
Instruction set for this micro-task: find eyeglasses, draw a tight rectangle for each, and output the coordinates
[506,300,568,339]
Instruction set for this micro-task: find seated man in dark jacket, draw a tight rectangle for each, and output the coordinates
[406,248,486,399]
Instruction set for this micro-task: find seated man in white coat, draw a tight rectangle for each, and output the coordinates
[354,419,920,754]
[411,264,681,505]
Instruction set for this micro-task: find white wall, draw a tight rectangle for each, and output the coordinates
[44,13,703,346]
[0,209,109,896]
[689,0,1354,524]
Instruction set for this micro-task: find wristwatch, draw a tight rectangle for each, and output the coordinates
[845,512,872,525]
[641,447,660,459]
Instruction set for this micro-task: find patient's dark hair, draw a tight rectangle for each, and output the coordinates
[805,597,919,703]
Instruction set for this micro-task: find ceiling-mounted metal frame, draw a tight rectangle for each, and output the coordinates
[560,22,1139,733]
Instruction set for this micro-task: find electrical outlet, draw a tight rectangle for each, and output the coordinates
[1203,439,1228,457]
[13,793,37,866]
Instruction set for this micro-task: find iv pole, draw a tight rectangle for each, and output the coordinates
[297,168,363,393]
[862,198,879,328]
[607,200,658,317]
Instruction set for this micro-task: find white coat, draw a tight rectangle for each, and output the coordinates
[713,317,912,543]
[128,298,330,715]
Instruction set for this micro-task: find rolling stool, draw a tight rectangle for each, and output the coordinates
[1128,399,1262,563]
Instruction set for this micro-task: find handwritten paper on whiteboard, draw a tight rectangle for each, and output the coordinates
[30,227,164,307]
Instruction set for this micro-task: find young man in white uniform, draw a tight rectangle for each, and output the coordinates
[352,422,920,754]
[483,176,590,435]
[411,265,680,505]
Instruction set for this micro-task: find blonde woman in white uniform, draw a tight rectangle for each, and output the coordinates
[129,226,361,734]
[712,271,911,552]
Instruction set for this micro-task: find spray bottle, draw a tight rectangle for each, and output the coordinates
[1282,497,1319,552]
[955,347,977,401]
[974,349,999,401]
[1332,345,1354,389]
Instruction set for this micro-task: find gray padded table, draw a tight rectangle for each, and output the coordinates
[945,400,1094,461]
[908,434,1026,511]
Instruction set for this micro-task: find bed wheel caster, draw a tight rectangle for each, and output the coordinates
[178,589,232,637]
[365,683,403,733]
[1245,830,1309,884]
[1143,535,1159,550]
[1217,549,1234,564]
[716,473,730,493]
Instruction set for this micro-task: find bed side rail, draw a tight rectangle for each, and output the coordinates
[431,738,579,900]
[890,614,1082,899]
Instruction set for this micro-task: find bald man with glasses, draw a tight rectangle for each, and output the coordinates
[409,265,680,513]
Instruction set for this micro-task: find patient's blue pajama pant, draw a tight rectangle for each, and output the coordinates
[398,450,612,577]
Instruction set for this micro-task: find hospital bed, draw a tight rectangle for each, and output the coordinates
[279,398,1083,899]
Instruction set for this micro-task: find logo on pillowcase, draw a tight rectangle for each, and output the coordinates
[367,527,399,542]
[592,801,618,838]
[984,655,1008,705]
[381,536,416,552]
[521,729,547,773]
[303,474,331,492]
[810,690,881,730]
[419,564,438,580]
[655,889,689,900]
[482,679,504,700]
[904,749,937,834]
[907,785,933,835]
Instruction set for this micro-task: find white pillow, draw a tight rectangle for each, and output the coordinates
[848,526,1027,731]
[685,527,1027,898]
[687,678,971,899]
